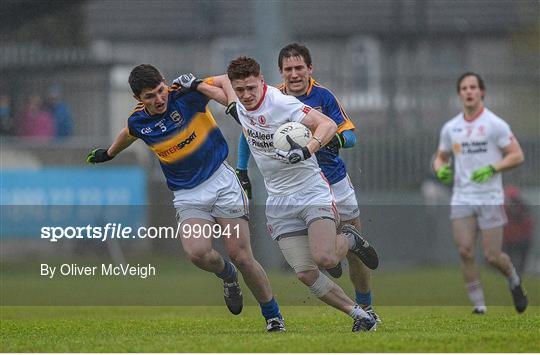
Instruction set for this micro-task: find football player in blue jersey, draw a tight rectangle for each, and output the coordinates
[235,44,380,322]
[86,64,285,332]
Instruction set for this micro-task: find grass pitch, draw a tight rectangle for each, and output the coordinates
[1,306,538,352]
[1,262,539,352]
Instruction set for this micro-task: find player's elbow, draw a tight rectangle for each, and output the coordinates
[507,150,525,169]
[325,119,338,135]
[210,74,227,88]
[516,151,525,165]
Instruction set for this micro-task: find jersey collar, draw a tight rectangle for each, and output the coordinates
[463,106,484,122]
[305,77,315,96]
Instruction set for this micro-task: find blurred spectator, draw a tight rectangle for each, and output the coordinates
[17,95,55,140]
[0,95,13,135]
[503,185,534,275]
[46,84,73,138]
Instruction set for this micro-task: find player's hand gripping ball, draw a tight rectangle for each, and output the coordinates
[273,122,312,164]
[273,122,312,150]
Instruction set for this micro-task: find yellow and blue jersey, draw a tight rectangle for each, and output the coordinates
[127,84,227,191]
[279,78,355,184]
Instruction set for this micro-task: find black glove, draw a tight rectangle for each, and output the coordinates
[325,133,344,154]
[172,73,203,91]
[225,102,241,125]
[275,135,311,164]
[86,148,114,164]
[236,169,252,199]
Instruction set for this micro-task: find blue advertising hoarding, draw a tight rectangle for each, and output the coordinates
[0,167,147,238]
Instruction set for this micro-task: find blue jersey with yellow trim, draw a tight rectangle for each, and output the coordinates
[279,78,355,184]
[127,87,228,191]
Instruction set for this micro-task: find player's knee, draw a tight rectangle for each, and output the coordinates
[228,249,253,270]
[458,247,474,261]
[185,247,212,264]
[307,271,335,298]
[312,252,339,269]
[296,269,318,286]
[483,250,500,266]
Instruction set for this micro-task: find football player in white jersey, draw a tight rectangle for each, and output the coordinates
[227,56,379,331]
[178,57,379,332]
[432,72,527,314]
[236,43,381,322]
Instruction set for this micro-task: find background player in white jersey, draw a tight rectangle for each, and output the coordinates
[86,64,285,332]
[432,72,527,314]
[181,56,379,332]
[235,43,380,322]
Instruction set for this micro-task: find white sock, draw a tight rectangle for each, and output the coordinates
[348,304,369,319]
[466,280,486,309]
[507,266,521,289]
[344,232,355,249]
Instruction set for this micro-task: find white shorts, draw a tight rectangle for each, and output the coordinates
[266,173,339,240]
[450,204,507,230]
[173,163,249,224]
[331,175,360,221]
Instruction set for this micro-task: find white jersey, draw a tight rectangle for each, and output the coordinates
[438,107,514,204]
[236,85,321,195]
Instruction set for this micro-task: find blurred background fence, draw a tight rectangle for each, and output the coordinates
[1,0,539,272]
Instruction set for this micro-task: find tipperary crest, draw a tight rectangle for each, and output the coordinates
[170,110,183,124]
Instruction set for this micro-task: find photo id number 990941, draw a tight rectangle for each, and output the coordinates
[181,223,240,239]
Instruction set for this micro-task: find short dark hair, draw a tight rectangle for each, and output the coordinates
[128,64,164,96]
[456,72,486,93]
[278,43,312,70]
[227,56,261,81]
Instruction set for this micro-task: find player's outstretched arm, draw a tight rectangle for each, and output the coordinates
[173,73,241,123]
[86,127,137,164]
[211,74,237,106]
[208,74,242,124]
[197,81,228,106]
[211,74,242,124]
[173,73,228,106]
[301,109,338,156]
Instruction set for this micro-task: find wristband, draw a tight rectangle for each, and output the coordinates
[312,136,323,148]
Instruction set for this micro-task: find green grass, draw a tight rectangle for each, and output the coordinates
[1,306,538,352]
[2,260,539,306]
[1,262,539,351]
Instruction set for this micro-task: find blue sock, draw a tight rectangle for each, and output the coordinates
[355,290,372,307]
[214,260,236,282]
[259,297,282,320]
